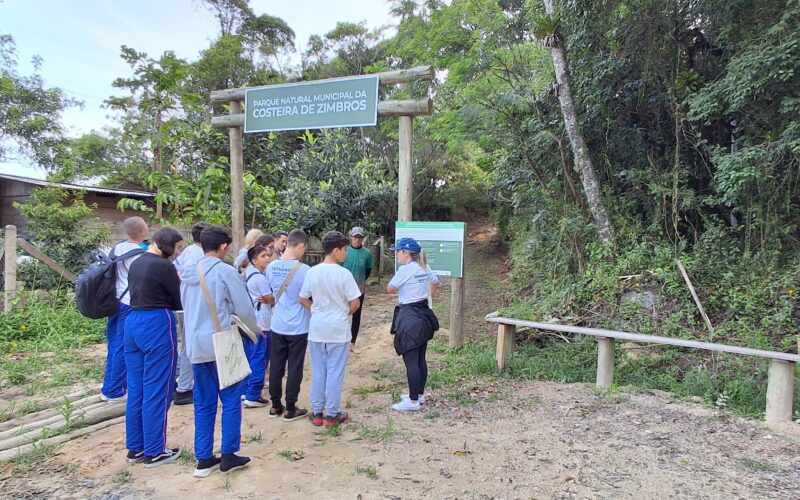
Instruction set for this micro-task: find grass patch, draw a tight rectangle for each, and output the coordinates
[178,448,195,466]
[321,424,342,437]
[424,410,440,421]
[111,468,131,486]
[0,293,105,390]
[366,405,383,414]
[427,334,800,418]
[245,430,263,444]
[10,439,62,474]
[740,458,774,472]
[359,417,398,442]
[355,464,378,479]
[353,383,392,397]
[276,449,304,461]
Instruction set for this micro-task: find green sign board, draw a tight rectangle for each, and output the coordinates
[395,221,465,278]
[244,75,379,133]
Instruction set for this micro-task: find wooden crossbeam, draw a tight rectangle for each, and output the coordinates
[16,238,77,283]
[209,66,434,103]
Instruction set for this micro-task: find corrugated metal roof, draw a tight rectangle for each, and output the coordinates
[0,173,155,198]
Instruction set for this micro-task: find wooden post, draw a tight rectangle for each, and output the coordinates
[496,323,516,371]
[596,337,615,389]
[765,359,795,424]
[229,100,245,254]
[449,224,467,350]
[370,236,382,283]
[398,115,413,222]
[4,225,17,312]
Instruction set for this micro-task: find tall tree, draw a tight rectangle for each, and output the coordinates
[537,0,615,246]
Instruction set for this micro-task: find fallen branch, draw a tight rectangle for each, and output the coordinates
[0,416,125,462]
[0,393,101,433]
[675,259,714,336]
[0,404,125,452]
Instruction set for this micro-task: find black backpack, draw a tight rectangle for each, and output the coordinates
[75,244,146,319]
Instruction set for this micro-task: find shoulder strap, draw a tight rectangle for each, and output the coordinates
[275,262,303,304]
[197,260,223,332]
[245,270,263,309]
[112,248,146,262]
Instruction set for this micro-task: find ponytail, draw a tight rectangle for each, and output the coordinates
[409,249,428,269]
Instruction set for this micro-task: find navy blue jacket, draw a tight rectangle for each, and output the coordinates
[390,299,439,354]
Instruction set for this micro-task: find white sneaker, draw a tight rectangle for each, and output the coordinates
[392,398,421,412]
[400,393,428,405]
[102,394,127,404]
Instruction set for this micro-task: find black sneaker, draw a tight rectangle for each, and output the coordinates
[193,456,221,478]
[268,405,284,418]
[243,397,269,408]
[174,390,193,406]
[126,450,144,464]
[220,453,250,474]
[143,448,181,468]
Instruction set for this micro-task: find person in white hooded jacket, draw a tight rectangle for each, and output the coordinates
[180,226,260,478]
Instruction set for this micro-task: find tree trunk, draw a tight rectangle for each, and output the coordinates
[154,110,163,219]
[542,0,616,246]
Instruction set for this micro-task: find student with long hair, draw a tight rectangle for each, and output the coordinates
[233,228,264,271]
[123,227,185,467]
[387,238,440,412]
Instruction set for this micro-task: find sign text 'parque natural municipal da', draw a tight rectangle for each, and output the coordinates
[244,75,379,133]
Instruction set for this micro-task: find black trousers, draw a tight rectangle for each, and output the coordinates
[351,294,365,344]
[402,342,428,401]
[268,332,308,409]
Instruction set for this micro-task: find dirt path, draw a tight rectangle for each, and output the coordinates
[2,218,799,498]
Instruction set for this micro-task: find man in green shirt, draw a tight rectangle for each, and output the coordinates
[341,227,372,351]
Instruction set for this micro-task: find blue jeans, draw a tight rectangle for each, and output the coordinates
[242,332,270,401]
[124,308,177,457]
[193,362,243,460]
[308,341,349,416]
[102,303,132,398]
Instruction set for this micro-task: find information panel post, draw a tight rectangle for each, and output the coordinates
[395,221,466,349]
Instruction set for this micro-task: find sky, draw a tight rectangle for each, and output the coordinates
[1,0,395,178]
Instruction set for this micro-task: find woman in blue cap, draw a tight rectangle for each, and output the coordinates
[387,237,440,411]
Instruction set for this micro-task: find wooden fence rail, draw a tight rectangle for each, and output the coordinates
[485,312,799,424]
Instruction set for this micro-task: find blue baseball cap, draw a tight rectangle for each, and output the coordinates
[390,237,421,253]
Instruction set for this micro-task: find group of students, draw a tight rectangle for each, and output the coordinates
[100,217,440,478]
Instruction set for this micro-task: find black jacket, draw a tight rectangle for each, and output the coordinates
[390,299,440,355]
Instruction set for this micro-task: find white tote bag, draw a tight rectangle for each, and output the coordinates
[198,261,251,389]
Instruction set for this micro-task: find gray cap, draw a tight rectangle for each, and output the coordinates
[350,227,365,237]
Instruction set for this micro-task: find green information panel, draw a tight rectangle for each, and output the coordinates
[244,75,379,133]
[395,221,465,278]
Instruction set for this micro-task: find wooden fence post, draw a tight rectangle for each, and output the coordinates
[4,225,17,312]
[496,323,516,371]
[765,359,795,424]
[229,100,245,255]
[449,224,467,350]
[398,116,413,222]
[596,337,615,389]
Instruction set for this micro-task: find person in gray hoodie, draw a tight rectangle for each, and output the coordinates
[180,226,260,478]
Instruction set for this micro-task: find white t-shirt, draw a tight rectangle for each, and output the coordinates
[266,259,310,335]
[113,241,145,306]
[299,263,362,343]
[388,261,440,305]
[245,265,272,332]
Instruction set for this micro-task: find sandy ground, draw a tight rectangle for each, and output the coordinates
[1,220,799,499]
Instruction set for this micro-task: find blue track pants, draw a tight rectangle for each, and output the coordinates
[102,303,131,398]
[193,362,243,461]
[242,332,270,401]
[124,308,177,457]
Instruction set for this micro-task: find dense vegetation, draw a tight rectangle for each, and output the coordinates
[2,1,798,413]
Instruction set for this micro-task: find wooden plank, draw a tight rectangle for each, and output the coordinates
[398,116,413,222]
[229,100,245,255]
[210,98,434,128]
[4,225,17,311]
[16,238,76,282]
[496,323,516,371]
[596,337,615,389]
[485,315,800,362]
[765,359,795,423]
[209,66,434,102]
[676,259,714,335]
